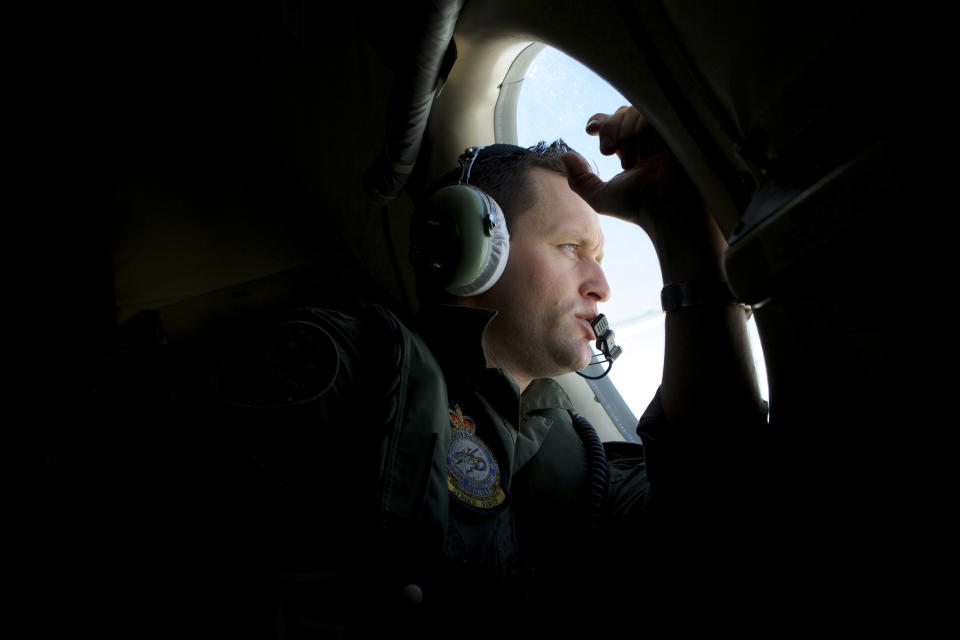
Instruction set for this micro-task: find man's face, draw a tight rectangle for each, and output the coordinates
[472,168,610,384]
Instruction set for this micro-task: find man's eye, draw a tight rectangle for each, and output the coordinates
[561,244,578,253]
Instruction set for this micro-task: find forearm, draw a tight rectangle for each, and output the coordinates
[661,300,759,421]
[652,205,761,423]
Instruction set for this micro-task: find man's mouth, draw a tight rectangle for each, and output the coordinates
[576,315,597,339]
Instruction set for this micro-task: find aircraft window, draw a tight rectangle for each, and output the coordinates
[501,45,769,423]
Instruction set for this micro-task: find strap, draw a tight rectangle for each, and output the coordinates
[660,281,737,312]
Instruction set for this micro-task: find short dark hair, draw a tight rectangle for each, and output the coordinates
[428,140,574,230]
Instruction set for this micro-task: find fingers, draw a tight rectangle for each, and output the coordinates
[560,151,605,203]
[601,107,630,155]
[586,113,605,135]
[562,150,637,222]
[586,108,626,136]
[616,107,642,170]
[585,106,630,155]
[585,106,663,170]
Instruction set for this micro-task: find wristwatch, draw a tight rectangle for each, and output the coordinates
[660,281,737,312]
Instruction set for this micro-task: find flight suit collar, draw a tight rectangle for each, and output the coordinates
[513,378,577,472]
[521,378,575,417]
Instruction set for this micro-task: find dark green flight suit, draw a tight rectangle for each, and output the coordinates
[218,303,709,636]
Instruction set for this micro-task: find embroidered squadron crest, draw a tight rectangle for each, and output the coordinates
[446,404,507,514]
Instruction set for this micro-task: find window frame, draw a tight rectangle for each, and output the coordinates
[493,42,544,146]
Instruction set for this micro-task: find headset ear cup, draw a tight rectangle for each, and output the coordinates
[413,185,510,297]
[450,189,509,296]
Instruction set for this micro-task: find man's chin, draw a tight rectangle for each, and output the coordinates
[545,342,595,377]
[572,347,594,373]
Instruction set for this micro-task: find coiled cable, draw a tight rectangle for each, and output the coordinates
[569,411,609,532]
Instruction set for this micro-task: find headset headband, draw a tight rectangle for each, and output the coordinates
[458,146,482,185]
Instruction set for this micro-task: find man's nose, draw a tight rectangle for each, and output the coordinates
[581,261,611,303]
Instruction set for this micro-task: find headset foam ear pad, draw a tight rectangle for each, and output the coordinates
[418,185,510,297]
[447,187,510,296]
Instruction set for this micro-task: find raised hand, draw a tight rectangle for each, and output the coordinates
[560,106,702,240]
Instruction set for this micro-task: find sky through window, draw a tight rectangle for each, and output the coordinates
[513,46,768,419]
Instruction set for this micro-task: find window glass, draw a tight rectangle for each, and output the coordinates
[511,46,768,418]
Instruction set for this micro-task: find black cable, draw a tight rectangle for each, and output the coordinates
[576,356,614,380]
[569,412,609,532]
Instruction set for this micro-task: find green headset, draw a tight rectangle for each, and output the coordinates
[412,146,512,297]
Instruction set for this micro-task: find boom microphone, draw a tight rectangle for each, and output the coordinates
[576,313,622,380]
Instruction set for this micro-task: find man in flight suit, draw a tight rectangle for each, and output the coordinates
[220,106,765,636]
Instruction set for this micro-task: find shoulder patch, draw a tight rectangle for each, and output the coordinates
[446,404,508,514]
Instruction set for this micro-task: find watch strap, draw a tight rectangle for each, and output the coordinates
[661,281,737,312]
